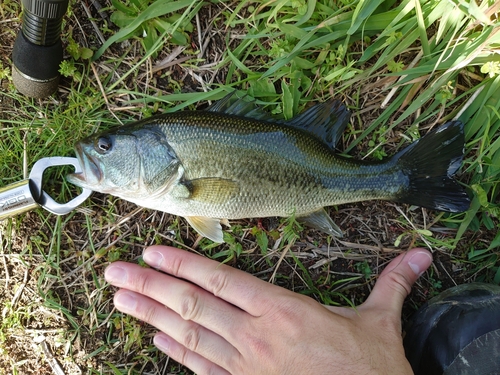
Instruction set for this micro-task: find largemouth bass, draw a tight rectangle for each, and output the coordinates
[68,93,470,242]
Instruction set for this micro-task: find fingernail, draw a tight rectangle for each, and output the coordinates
[105,265,127,285]
[154,333,171,352]
[114,291,138,310]
[408,251,433,277]
[144,251,164,268]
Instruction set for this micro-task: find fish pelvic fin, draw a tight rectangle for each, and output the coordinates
[285,99,351,150]
[298,208,343,237]
[394,121,470,212]
[185,216,224,243]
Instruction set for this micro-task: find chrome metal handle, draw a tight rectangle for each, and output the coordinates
[0,179,40,220]
[0,156,93,220]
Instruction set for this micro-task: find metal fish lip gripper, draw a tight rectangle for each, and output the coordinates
[0,157,93,220]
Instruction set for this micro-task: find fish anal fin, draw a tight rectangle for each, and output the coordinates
[185,177,239,204]
[286,100,351,150]
[185,216,224,243]
[298,208,343,237]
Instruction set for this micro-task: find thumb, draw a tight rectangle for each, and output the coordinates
[362,248,433,316]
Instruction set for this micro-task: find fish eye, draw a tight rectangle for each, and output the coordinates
[95,136,113,154]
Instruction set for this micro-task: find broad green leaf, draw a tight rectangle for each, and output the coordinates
[248,78,277,97]
[281,79,294,120]
[255,230,269,253]
[471,184,489,207]
[110,10,136,28]
[292,56,315,69]
[80,48,93,60]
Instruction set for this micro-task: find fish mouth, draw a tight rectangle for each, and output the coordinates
[67,142,102,187]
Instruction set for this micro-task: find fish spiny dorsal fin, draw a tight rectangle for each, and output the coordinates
[208,92,351,150]
[286,100,351,151]
[206,91,270,121]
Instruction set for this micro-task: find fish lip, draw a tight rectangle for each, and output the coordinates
[69,142,102,185]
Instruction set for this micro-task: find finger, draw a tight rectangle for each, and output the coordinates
[112,289,241,371]
[142,245,283,316]
[105,262,247,346]
[154,332,231,375]
[361,248,432,316]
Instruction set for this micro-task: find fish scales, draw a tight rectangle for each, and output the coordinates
[68,94,470,242]
[147,111,405,218]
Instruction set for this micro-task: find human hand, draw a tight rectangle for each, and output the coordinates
[105,246,432,375]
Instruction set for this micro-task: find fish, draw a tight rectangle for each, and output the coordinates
[67,93,470,243]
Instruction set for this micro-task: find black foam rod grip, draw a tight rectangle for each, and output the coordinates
[12,31,63,98]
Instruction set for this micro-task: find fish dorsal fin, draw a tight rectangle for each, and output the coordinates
[286,100,351,150]
[297,208,343,237]
[185,216,224,243]
[183,177,240,204]
[209,93,350,149]
[207,92,270,121]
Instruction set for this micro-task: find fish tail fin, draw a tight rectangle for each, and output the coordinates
[393,121,470,212]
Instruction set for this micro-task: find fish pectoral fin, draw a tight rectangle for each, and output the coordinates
[185,177,239,204]
[298,208,343,237]
[185,216,224,243]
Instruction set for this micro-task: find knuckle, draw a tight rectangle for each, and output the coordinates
[240,328,281,373]
[176,346,190,368]
[181,324,202,352]
[240,326,273,360]
[139,304,160,325]
[132,270,156,296]
[206,270,230,297]
[179,288,202,321]
[163,254,184,276]
[267,295,307,323]
[166,341,187,363]
[386,270,412,297]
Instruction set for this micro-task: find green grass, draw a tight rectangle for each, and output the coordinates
[1,0,500,373]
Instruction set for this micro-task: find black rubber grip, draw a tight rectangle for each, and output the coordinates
[12,31,62,80]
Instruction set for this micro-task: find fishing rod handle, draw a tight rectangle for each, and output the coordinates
[0,179,41,220]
